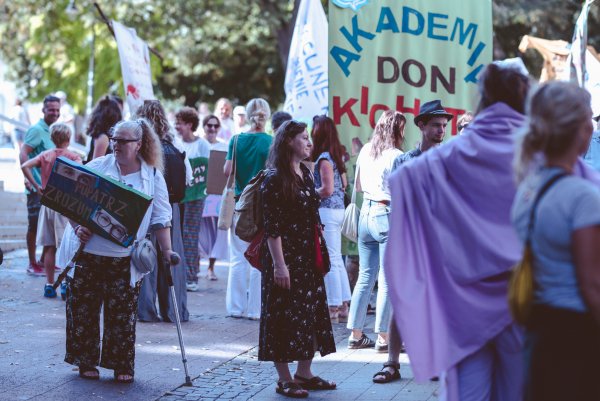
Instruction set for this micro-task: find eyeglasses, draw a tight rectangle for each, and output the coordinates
[110,137,140,145]
[205,124,220,129]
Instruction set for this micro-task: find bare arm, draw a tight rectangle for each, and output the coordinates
[316,160,334,199]
[21,156,42,193]
[267,236,290,289]
[19,144,35,190]
[341,172,348,191]
[355,168,362,192]
[223,159,232,177]
[92,134,109,160]
[572,225,600,324]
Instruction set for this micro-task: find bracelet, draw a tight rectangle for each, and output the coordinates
[74,225,81,234]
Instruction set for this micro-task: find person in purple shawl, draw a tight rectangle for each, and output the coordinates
[385,60,532,401]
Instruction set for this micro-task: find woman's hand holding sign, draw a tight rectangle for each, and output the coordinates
[75,225,93,244]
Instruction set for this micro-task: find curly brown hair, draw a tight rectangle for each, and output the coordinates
[136,100,173,142]
[175,107,200,132]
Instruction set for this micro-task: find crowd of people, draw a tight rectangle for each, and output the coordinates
[14,59,600,400]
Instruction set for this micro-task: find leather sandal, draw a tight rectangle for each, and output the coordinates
[293,374,336,390]
[275,381,308,398]
[78,366,99,380]
[372,362,401,383]
[114,371,134,384]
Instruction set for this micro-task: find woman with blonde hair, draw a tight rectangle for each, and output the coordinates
[223,97,272,320]
[57,118,173,383]
[346,109,405,350]
[512,81,600,401]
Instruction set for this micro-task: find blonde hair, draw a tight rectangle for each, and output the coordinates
[111,119,164,173]
[49,122,72,147]
[370,110,406,159]
[245,98,271,131]
[514,81,592,182]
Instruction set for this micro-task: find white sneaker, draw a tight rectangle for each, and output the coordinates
[186,282,199,292]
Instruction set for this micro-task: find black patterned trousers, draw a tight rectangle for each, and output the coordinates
[65,252,141,375]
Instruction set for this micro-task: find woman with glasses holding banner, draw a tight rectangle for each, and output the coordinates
[57,119,173,384]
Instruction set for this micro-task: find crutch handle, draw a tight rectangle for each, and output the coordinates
[168,252,180,266]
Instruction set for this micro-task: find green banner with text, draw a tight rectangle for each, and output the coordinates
[329,0,492,153]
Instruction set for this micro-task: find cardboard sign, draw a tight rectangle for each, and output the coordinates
[41,157,152,247]
[206,150,228,195]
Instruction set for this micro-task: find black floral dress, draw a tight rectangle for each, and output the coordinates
[258,164,336,363]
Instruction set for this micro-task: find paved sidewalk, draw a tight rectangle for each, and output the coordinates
[159,323,438,401]
[0,248,439,401]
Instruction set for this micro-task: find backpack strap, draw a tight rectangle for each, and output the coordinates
[525,171,568,244]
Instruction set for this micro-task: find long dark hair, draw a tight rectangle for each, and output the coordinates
[86,95,122,138]
[310,115,347,175]
[267,120,308,201]
[477,63,530,114]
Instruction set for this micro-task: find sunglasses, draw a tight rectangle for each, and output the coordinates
[205,123,220,129]
[110,137,140,144]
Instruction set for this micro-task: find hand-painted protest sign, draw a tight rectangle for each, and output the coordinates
[41,157,151,247]
[329,1,492,152]
[113,20,155,114]
[283,0,329,120]
[183,156,209,202]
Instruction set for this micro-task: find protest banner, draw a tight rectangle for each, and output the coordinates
[41,157,151,247]
[329,0,493,152]
[113,20,155,114]
[283,0,329,121]
[183,156,209,202]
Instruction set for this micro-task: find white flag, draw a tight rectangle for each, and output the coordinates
[113,21,155,114]
[568,0,596,86]
[283,0,329,121]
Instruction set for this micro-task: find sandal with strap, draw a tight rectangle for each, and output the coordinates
[275,381,308,398]
[114,371,134,384]
[372,362,401,384]
[78,366,99,380]
[293,374,337,390]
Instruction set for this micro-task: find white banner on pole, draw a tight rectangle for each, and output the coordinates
[113,21,154,114]
[568,0,596,86]
[283,0,329,121]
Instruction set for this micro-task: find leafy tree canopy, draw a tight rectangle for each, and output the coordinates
[0,0,598,113]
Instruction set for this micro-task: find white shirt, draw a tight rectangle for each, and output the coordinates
[57,155,172,286]
[357,142,402,202]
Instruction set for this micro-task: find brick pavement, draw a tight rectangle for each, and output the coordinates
[0,248,439,401]
[159,314,439,401]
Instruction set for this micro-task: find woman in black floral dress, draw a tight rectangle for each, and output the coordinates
[258,120,337,398]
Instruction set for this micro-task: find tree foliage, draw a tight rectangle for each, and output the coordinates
[0,0,598,113]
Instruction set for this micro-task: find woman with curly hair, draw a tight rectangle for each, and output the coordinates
[135,100,190,323]
[86,95,122,162]
[58,119,173,383]
[346,110,406,351]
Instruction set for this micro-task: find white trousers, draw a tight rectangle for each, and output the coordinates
[319,207,352,306]
[226,220,262,319]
